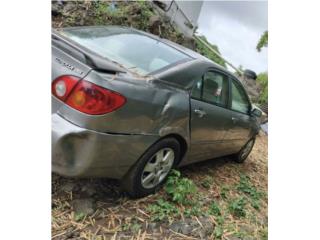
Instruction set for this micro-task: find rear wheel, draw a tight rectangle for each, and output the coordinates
[121,138,180,198]
[234,137,255,163]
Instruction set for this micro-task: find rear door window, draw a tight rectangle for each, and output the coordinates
[191,70,229,108]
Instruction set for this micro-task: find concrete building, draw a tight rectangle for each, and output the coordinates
[154,0,203,37]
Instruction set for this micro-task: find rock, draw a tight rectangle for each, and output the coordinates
[60,182,75,192]
[180,224,193,235]
[62,2,76,14]
[149,15,161,26]
[147,222,159,233]
[169,221,193,235]
[149,15,162,35]
[228,236,241,240]
[182,37,196,50]
[72,198,95,215]
[198,216,214,234]
[169,222,181,233]
[243,237,255,240]
[199,230,206,239]
[239,224,255,234]
[81,184,97,197]
[51,2,63,16]
[52,173,60,181]
[65,227,75,238]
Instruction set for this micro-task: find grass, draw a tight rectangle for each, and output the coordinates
[52,134,268,239]
[228,197,247,218]
[147,199,179,222]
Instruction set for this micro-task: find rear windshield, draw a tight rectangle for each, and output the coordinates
[61,27,191,75]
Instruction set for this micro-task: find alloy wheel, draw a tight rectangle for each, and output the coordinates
[141,148,175,189]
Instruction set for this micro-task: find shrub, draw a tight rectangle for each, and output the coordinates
[147,199,179,222]
[164,170,197,205]
[228,197,247,218]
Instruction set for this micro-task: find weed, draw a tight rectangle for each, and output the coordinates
[165,170,197,205]
[213,225,224,239]
[251,199,260,210]
[184,204,202,217]
[208,201,221,216]
[237,174,262,209]
[74,212,85,222]
[233,230,247,239]
[220,186,229,200]
[228,197,247,218]
[216,216,225,225]
[122,219,141,233]
[259,228,268,240]
[201,175,213,189]
[147,199,179,222]
[131,222,141,233]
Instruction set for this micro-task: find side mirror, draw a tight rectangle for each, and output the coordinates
[251,108,262,117]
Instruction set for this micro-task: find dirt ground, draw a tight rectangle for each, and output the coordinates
[52,133,267,240]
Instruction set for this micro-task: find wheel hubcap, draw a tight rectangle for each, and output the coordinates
[141,148,175,189]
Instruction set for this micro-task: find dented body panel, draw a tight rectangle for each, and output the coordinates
[52,26,260,179]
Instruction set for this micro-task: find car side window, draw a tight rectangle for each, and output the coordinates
[231,79,251,114]
[202,71,229,107]
[191,71,229,108]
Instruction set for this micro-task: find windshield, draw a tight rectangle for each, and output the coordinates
[61,27,192,75]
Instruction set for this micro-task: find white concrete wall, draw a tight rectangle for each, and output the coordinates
[158,0,203,37]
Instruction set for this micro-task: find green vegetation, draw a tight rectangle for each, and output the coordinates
[147,199,179,222]
[260,228,268,240]
[256,30,268,104]
[257,72,268,104]
[164,170,197,205]
[257,30,268,52]
[147,170,203,221]
[208,201,222,216]
[195,35,227,68]
[184,204,202,217]
[74,212,85,222]
[54,136,268,238]
[201,175,213,189]
[213,225,224,239]
[220,185,230,200]
[237,174,264,210]
[228,197,247,218]
[122,218,142,233]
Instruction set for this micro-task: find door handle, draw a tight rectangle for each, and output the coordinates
[194,109,207,118]
[232,117,239,123]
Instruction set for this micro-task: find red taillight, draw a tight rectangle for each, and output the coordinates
[52,75,79,101]
[52,76,126,115]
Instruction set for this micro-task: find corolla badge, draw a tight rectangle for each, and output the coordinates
[55,57,84,75]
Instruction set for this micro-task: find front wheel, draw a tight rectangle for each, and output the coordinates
[234,137,255,163]
[121,138,180,198]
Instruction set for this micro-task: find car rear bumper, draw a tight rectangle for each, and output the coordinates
[52,114,159,179]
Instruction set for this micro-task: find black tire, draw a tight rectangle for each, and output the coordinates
[121,137,181,198]
[244,69,257,80]
[234,137,256,163]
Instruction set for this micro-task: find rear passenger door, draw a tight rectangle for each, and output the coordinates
[188,70,233,163]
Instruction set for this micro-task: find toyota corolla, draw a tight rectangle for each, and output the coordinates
[52,26,262,197]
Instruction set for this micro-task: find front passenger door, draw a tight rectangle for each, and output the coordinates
[224,78,254,152]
